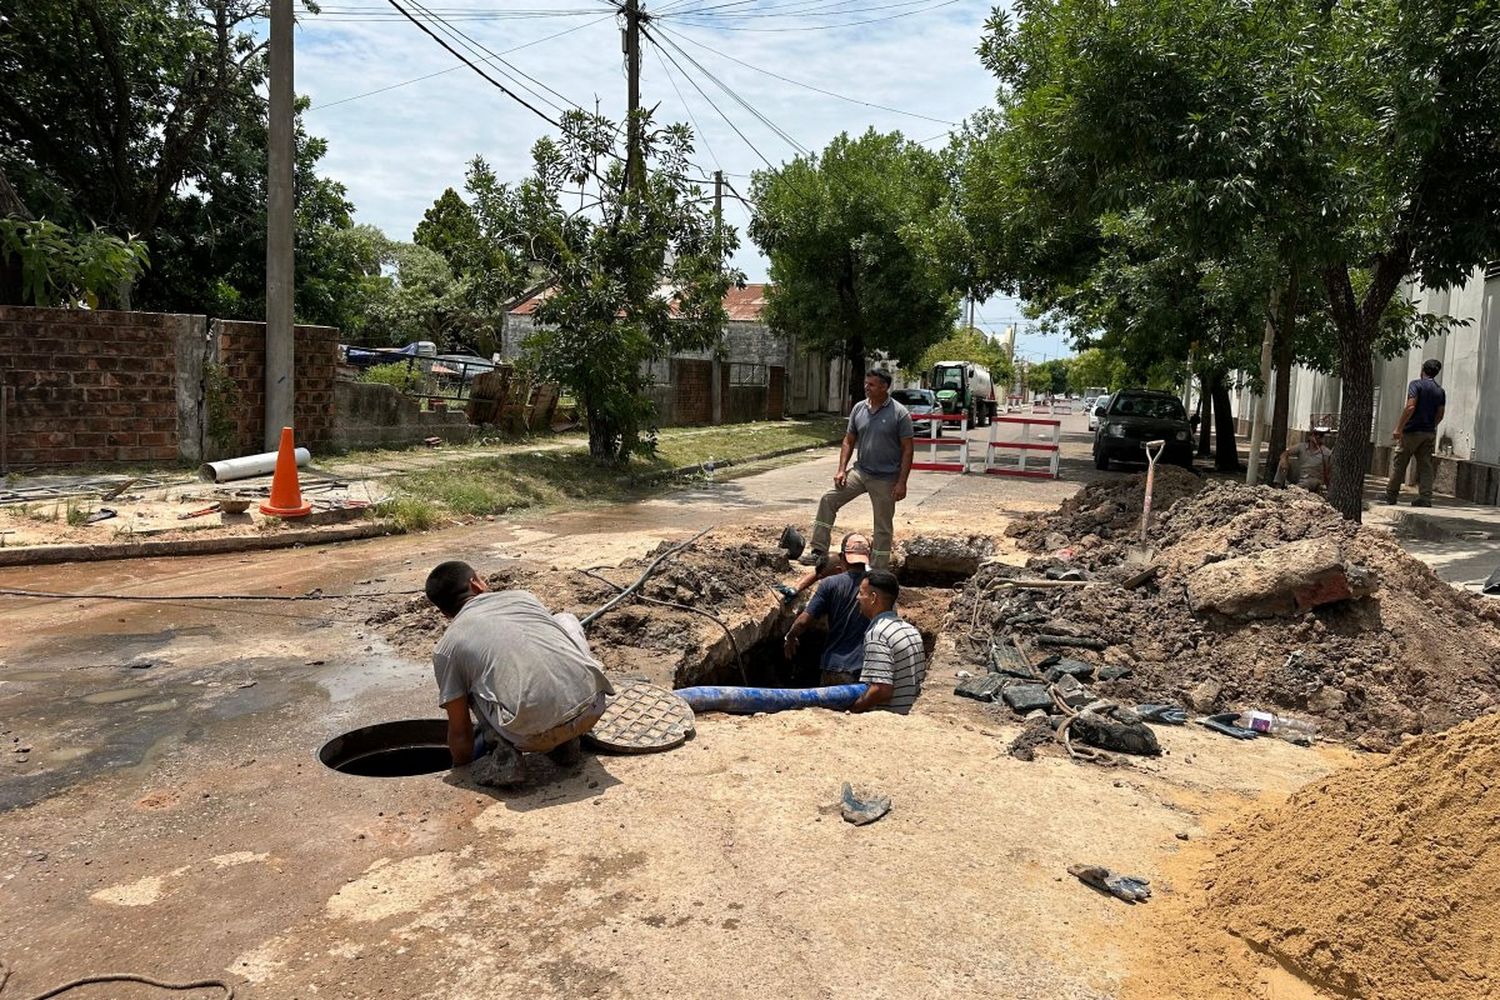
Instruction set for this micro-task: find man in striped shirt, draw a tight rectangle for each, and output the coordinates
[850,569,926,713]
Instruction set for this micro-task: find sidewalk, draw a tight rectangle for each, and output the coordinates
[0,417,845,563]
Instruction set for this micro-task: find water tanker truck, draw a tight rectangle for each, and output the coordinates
[931,361,997,427]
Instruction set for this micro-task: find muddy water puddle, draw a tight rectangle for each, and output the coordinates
[80,687,150,705]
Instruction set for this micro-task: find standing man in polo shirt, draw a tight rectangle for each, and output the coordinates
[804,369,915,570]
[1383,359,1447,508]
[849,570,926,714]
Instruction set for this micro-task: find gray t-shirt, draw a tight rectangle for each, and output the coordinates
[432,590,614,740]
[848,397,915,479]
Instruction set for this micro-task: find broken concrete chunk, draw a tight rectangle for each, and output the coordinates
[1045,658,1097,683]
[1052,674,1093,709]
[1186,678,1223,713]
[955,673,1008,702]
[1002,682,1054,714]
[988,641,1035,678]
[1186,538,1377,618]
[1097,664,1134,682]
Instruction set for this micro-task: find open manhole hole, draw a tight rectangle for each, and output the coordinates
[320,719,451,777]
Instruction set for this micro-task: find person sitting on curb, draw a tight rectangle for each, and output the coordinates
[1275,427,1333,493]
[783,533,872,685]
[425,560,614,787]
[849,569,927,714]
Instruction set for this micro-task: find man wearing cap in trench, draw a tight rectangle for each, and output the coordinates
[783,532,873,686]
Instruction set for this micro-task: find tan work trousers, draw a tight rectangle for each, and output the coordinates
[1386,431,1437,502]
[811,466,896,568]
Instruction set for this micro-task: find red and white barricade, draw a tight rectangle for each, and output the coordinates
[1006,394,1024,413]
[1031,399,1051,415]
[1052,400,1073,415]
[985,416,1061,479]
[911,413,970,472]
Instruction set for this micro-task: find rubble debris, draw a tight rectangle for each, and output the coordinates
[1186,537,1376,618]
[1006,465,1203,561]
[1068,705,1162,756]
[898,533,997,584]
[1006,717,1055,761]
[839,782,891,826]
[1067,864,1152,903]
[954,672,1008,702]
[1001,683,1053,714]
[955,477,1500,748]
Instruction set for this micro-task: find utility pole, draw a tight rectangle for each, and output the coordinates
[710,169,724,425]
[265,0,295,450]
[623,0,645,192]
[713,170,724,232]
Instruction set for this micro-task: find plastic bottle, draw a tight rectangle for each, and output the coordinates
[1234,711,1318,745]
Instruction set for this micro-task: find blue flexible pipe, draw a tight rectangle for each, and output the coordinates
[675,683,868,714]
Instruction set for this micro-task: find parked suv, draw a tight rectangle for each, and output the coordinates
[893,387,944,436]
[1093,389,1194,469]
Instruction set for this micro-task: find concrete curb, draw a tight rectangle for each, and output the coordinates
[0,521,396,568]
[629,437,843,486]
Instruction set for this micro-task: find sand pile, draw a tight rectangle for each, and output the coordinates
[958,478,1500,747]
[1187,713,1500,999]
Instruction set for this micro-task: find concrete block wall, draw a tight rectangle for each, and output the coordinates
[214,320,340,455]
[0,307,199,466]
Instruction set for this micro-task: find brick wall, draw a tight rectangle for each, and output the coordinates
[214,320,340,455]
[0,307,196,466]
[673,358,713,425]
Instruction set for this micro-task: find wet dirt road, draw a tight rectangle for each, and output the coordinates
[0,417,1347,1000]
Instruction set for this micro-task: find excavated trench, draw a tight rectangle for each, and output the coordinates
[336,533,984,774]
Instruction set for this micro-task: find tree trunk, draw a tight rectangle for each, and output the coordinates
[1246,289,1278,485]
[0,164,29,305]
[1212,375,1239,471]
[1267,271,1299,480]
[1326,329,1376,521]
[846,334,865,411]
[586,404,618,463]
[1197,372,1213,457]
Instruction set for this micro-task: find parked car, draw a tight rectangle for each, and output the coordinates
[342,340,438,371]
[893,387,944,435]
[1092,389,1194,470]
[1088,392,1113,432]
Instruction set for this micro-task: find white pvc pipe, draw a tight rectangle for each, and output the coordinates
[199,447,310,483]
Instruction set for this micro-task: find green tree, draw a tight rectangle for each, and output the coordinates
[912,326,1014,388]
[969,0,1500,518]
[1026,358,1070,396]
[0,1,360,322]
[749,129,961,409]
[1067,348,1127,394]
[413,188,481,271]
[464,111,741,462]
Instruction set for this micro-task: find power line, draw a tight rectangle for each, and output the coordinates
[651,42,724,175]
[644,26,777,169]
[382,0,564,127]
[668,0,942,21]
[308,14,613,111]
[657,23,954,125]
[650,30,809,156]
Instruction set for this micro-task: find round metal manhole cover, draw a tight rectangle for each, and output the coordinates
[584,681,695,754]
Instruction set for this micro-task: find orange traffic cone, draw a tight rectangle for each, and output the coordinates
[259,426,312,518]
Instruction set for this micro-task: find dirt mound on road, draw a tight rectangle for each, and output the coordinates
[1143,712,1500,999]
[960,478,1500,747]
[1004,465,1203,563]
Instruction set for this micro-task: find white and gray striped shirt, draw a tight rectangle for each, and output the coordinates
[861,612,926,713]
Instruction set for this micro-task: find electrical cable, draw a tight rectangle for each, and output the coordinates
[669,0,941,21]
[308,15,613,111]
[382,0,565,127]
[0,587,422,603]
[657,22,954,125]
[644,28,777,169]
[650,30,809,156]
[650,41,724,174]
[578,525,714,627]
[0,963,234,1000]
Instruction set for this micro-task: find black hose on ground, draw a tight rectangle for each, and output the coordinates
[0,962,233,999]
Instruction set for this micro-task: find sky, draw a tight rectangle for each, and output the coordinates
[291,0,1070,360]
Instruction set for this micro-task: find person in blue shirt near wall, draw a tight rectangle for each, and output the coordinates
[1382,359,1446,508]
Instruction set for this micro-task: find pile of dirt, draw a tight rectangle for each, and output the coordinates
[1004,464,1204,564]
[1176,713,1500,999]
[958,478,1500,748]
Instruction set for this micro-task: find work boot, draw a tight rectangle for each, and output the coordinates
[797,549,826,567]
[470,739,527,788]
[1378,496,1399,505]
[545,737,584,769]
[1412,498,1433,507]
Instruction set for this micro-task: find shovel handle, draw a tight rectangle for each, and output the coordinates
[1140,440,1166,540]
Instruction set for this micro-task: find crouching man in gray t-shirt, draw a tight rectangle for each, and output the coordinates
[425,560,614,787]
